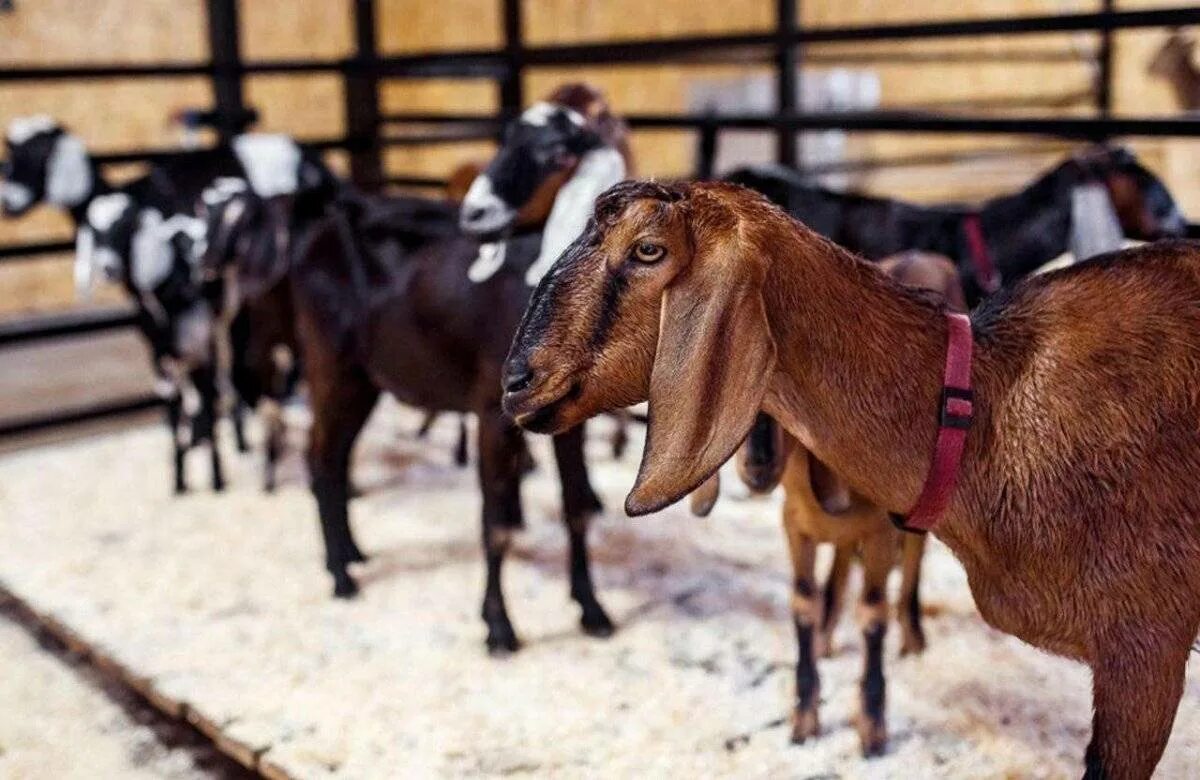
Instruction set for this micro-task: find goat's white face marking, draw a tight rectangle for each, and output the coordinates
[521,101,585,128]
[460,174,517,235]
[526,146,626,286]
[45,134,93,207]
[468,242,508,283]
[233,134,301,197]
[0,181,34,213]
[6,115,59,145]
[1070,182,1124,263]
[87,192,133,232]
[201,176,249,208]
[130,209,171,290]
[74,225,97,299]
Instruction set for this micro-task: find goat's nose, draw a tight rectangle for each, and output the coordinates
[502,360,534,394]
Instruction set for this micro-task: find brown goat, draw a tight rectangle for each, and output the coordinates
[503,180,1200,779]
[732,250,961,755]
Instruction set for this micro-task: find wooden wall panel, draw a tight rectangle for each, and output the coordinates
[243,74,346,141]
[377,0,501,53]
[522,0,772,45]
[0,0,206,65]
[240,0,353,61]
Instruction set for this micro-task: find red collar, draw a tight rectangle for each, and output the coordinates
[892,312,974,533]
[962,213,1000,294]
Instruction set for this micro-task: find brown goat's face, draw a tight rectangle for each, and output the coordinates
[503,187,690,433]
[505,180,778,516]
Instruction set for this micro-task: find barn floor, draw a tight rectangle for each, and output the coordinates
[0,400,1197,779]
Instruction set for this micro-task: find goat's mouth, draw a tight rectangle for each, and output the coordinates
[503,376,584,434]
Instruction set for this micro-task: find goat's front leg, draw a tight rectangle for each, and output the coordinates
[308,367,378,598]
[261,397,284,493]
[163,391,187,495]
[816,542,853,657]
[476,409,526,654]
[856,529,893,757]
[1085,636,1189,779]
[782,507,820,744]
[897,532,927,656]
[552,423,612,638]
[191,368,225,492]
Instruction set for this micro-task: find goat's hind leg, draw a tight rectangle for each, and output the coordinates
[164,392,187,495]
[553,423,613,638]
[856,530,892,757]
[782,509,821,743]
[816,542,852,657]
[1085,634,1189,779]
[476,409,526,654]
[308,367,378,598]
[897,532,928,656]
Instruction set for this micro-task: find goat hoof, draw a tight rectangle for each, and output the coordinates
[580,607,615,638]
[213,481,226,493]
[332,574,360,599]
[485,625,521,656]
[856,714,887,757]
[790,707,820,744]
[174,485,188,496]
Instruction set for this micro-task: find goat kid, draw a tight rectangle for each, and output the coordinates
[732,251,962,755]
[505,180,1200,779]
[86,197,226,492]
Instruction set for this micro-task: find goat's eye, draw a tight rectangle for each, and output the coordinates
[632,242,665,263]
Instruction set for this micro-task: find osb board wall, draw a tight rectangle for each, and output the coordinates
[2,0,1198,317]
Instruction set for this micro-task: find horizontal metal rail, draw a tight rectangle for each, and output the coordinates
[0,240,74,262]
[1,8,1193,84]
[0,394,162,439]
[0,308,138,347]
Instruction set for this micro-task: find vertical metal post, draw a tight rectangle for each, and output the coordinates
[205,0,246,142]
[775,0,798,167]
[1097,0,1115,122]
[346,0,383,189]
[499,0,525,120]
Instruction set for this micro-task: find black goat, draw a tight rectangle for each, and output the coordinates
[287,191,612,652]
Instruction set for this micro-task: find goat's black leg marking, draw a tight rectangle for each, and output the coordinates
[782,519,820,744]
[165,394,187,495]
[232,400,249,453]
[416,410,437,439]
[477,409,524,654]
[455,415,469,467]
[194,368,225,493]
[308,367,378,599]
[857,532,892,757]
[552,424,612,637]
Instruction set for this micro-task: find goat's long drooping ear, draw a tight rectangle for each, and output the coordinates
[525,146,626,285]
[626,195,776,516]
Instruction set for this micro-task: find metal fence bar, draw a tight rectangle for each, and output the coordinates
[0,395,162,439]
[346,0,384,189]
[0,308,139,347]
[0,240,74,261]
[775,0,799,167]
[205,0,247,141]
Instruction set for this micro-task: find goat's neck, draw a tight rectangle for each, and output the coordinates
[65,161,111,228]
[1164,60,1200,111]
[978,166,1072,279]
[757,218,954,515]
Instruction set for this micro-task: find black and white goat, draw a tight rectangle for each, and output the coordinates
[85,196,227,492]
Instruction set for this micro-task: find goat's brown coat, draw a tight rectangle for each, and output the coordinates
[504,180,1200,779]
